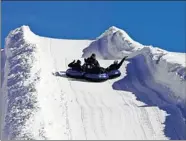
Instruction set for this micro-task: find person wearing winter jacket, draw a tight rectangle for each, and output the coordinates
[68,60,83,71]
[82,54,128,74]
[85,53,100,68]
[82,53,102,73]
[105,56,128,72]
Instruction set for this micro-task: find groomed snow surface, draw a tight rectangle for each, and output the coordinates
[1,26,186,140]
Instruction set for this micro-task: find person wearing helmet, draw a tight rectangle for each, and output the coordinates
[68,59,83,71]
[106,56,128,72]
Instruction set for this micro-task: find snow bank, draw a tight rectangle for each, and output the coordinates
[1,26,91,140]
[83,26,186,109]
[130,47,186,106]
[1,26,42,140]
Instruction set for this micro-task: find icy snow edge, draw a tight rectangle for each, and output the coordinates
[1,25,43,140]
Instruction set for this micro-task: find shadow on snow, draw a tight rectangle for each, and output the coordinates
[112,55,186,140]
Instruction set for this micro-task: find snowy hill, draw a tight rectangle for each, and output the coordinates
[1,25,186,140]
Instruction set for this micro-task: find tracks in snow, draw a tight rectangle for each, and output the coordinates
[48,39,72,140]
[45,39,185,140]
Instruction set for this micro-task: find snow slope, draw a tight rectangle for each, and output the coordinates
[1,25,186,140]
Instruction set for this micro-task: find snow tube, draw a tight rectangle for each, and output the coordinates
[107,70,121,79]
[66,69,85,79]
[84,73,109,82]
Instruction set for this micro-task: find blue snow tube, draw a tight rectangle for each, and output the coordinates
[66,69,85,79]
[107,70,121,79]
[84,73,109,82]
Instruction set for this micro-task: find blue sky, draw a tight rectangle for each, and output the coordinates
[2,1,186,52]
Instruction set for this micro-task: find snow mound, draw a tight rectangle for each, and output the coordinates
[1,26,93,140]
[129,48,186,108]
[82,26,143,59]
[1,26,43,140]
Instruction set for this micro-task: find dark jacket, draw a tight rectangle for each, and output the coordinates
[68,61,82,71]
[85,56,100,68]
[106,56,128,72]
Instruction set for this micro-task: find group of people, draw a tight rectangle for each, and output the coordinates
[68,53,128,74]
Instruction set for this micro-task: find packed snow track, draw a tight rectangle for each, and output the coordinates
[1,26,186,140]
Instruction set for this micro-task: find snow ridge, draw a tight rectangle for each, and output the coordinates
[83,26,143,59]
[1,26,42,139]
[131,47,186,108]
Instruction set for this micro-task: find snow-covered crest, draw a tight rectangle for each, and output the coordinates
[1,25,44,139]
